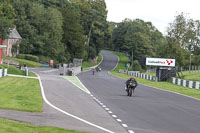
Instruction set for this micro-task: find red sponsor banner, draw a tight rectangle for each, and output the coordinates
[0,48,1,64]
[50,60,53,67]
[0,38,2,64]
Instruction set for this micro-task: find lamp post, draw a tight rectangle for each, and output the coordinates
[189,53,193,73]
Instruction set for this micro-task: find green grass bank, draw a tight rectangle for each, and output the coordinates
[82,54,103,71]
[0,76,42,112]
[107,50,200,100]
[2,56,42,67]
[0,118,87,133]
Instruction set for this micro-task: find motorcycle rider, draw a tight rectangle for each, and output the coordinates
[125,76,138,90]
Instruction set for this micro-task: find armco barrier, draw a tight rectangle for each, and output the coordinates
[119,69,158,81]
[0,69,7,78]
[172,77,200,89]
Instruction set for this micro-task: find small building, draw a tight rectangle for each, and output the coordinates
[2,26,22,57]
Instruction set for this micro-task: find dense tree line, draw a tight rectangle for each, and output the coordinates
[0,0,109,63]
[1,1,199,68]
[110,13,200,70]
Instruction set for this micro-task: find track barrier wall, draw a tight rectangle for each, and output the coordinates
[0,69,7,78]
[172,77,200,89]
[119,69,158,81]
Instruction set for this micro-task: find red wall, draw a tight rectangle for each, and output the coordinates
[0,38,2,64]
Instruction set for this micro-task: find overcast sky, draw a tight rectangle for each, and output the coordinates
[105,0,200,34]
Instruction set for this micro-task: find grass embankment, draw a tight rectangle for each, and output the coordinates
[144,71,200,81]
[0,76,42,112]
[0,64,36,77]
[82,54,103,71]
[2,56,42,67]
[179,71,200,81]
[0,118,87,133]
[0,59,88,133]
[107,50,200,99]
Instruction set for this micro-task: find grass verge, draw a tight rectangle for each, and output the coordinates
[178,71,200,81]
[0,118,87,133]
[2,56,42,67]
[107,50,200,100]
[0,64,36,77]
[82,54,103,71]
[144,71,200,81]
[0,76,42,112]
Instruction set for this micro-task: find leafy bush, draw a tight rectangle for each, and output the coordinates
[16,54,25,59]
[25,55,39,62]
[132,60,143,72]
[17,54,39,62]
[37,55,51,63]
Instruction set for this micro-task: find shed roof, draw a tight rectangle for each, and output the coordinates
[8,28,22,39]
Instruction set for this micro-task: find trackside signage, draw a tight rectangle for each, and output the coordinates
[146,58,175,67]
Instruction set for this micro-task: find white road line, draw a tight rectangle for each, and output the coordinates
[111,54,119,71]
[128,130,135,133]
[76,76,91,94]
[35,73,115,133]
[116,119,122,122]
[108,111,113,114]
[112,115,117,118]
[122,124,128,128]
[141,84,200,101]
[63,76,90,94]
[93,97,97,100]
[102,105,106,108]
[105,108,109,111]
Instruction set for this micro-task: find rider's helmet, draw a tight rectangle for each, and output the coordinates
[131,76,135,79]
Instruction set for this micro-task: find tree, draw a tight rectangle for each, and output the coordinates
[0,2,15,39]
[61,4,86,60]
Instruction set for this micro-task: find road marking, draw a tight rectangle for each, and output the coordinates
[116,119,122,122]
[105,108,109,111]
[112,115,117,118]
[63,76,90,94]
[128,130,135,133]
[102,105,106,108]
[76,76,91,94]
[122,124,128,128]
[108,111,113,114]
[35,73,115,133]
[141,84,200,101]
[111,54,119,71]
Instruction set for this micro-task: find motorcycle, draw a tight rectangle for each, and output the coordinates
[125,81,137,96]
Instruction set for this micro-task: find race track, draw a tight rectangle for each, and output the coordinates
[78,51,200,133]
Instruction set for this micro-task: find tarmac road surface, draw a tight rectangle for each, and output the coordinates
[0,67,127,133]
[78,51,200,133]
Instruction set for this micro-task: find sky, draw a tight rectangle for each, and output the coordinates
[105,0,200,34]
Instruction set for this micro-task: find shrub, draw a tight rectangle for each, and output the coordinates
[16,54,25,59]
[132,60,144,72]
[25,55,39,62]
[17,54,39,62]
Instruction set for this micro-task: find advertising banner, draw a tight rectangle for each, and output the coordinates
[146,58,175,67]
[50,60,53,67]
